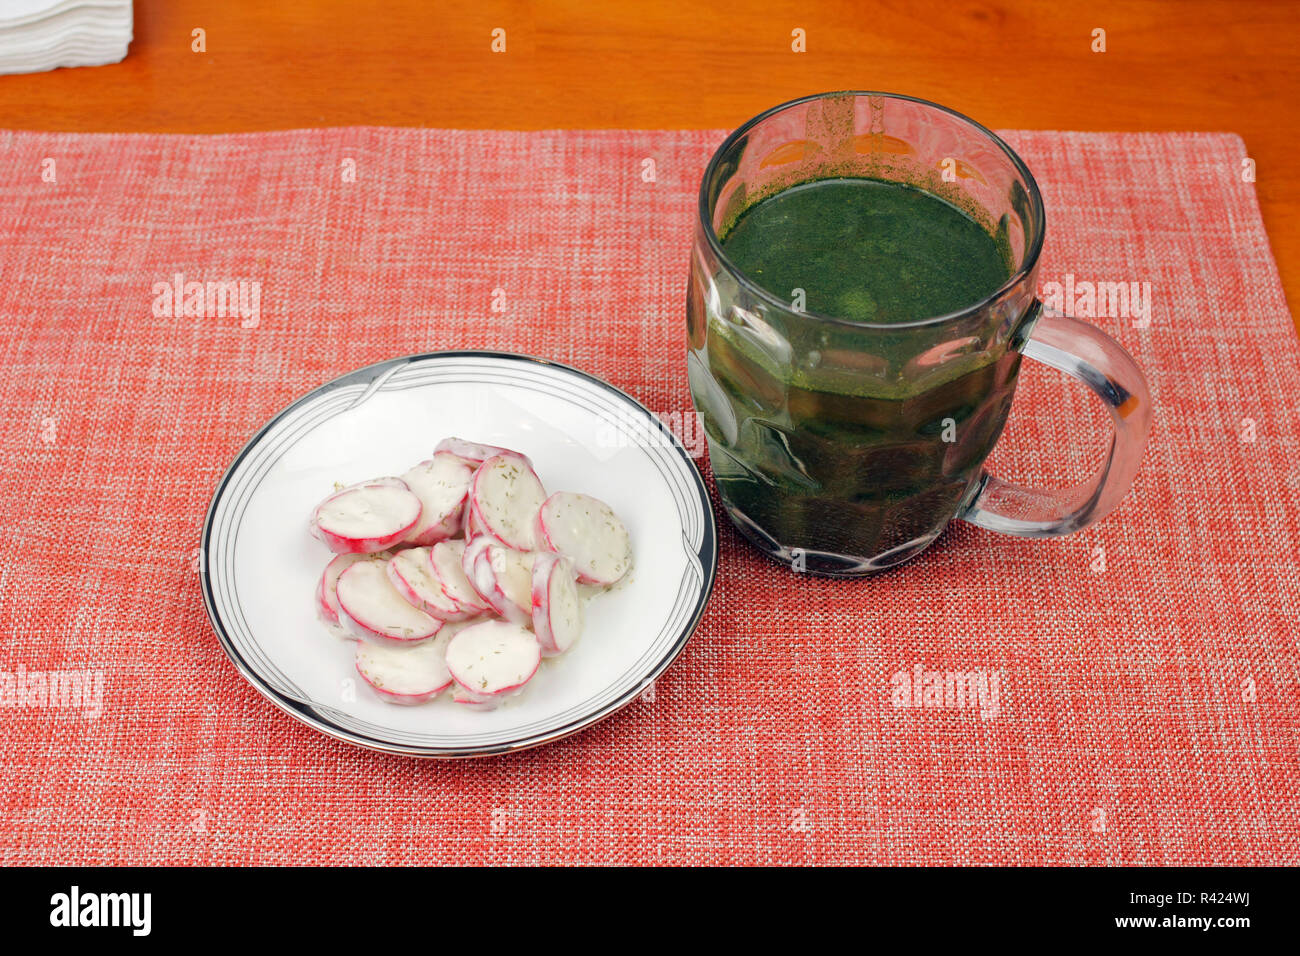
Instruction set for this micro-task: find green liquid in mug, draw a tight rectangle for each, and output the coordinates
[721,178,1010,324]
[704,177,1022,567]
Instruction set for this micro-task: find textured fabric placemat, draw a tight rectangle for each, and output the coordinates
[0,126,1295,865]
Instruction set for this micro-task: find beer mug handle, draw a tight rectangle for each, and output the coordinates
[957,305,1153,536]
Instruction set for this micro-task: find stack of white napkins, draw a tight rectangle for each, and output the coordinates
[0,0,132,75]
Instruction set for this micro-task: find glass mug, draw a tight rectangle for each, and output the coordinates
[686,91,1152,575]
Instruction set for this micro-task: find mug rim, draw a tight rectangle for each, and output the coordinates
[697,90,1047,330]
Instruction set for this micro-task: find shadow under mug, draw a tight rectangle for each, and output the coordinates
[686,91,1153,576]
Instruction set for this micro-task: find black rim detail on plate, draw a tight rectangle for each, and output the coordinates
[199,350,718,758]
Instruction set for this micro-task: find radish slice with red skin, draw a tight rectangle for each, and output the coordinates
[312,482,422,554]
[430,539,491,615]
[355,628,454,705]
[317,553,369,634]
[317,476,410,499]
[337,559,443,645]
[346,476,408,491]
[469,452,546,550]
[434,437,531,468]
[460,536,497,601]
[464,540,534,627]
[461,494,488,541]
[386,547,469,620]
[401,452,474,546]
[445,619,541,709]
[451,686,492,710]
[531,552,584,657]
[534,491,632,586]
[491,545,535,623]
[450,682,509,710]
[316,573,331,621]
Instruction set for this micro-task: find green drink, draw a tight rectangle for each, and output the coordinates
[719,178,1011,325]
[689,93,1152,574]
[693,177,1020,571]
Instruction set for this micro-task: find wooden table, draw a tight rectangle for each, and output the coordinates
[3,0,1296,327]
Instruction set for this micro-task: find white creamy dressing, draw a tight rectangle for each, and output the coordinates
[540,491,632,584]
[318,484,421,538]
[402,453,473,534]
[445,619,541,695]
[474,453,546,549]
[355,628,454,698]
[337,560,441,640]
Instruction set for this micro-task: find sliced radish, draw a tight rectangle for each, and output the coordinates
[401,452,474,546]
[317,553,369,636]
[461,494,488,541]
[434,437,530,467]
[451,686,487,708]
[460,535,497,596]
[355,628,454,705]
[445,619,542,709]
[320,476,410,497]
[531,552,584,657]
[386,547,468,620]
[336,558,443,645]
[463,540,534,627]
[534,491,632,586]
[307,439,635,710]
[346,476,409,490]
[311,481,422,554]
[430,539,491,615]
[469,452,546,550]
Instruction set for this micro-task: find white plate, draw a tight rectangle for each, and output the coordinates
[201,351,717,758]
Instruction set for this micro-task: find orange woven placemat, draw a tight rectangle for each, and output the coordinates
[0,127,1295,864]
